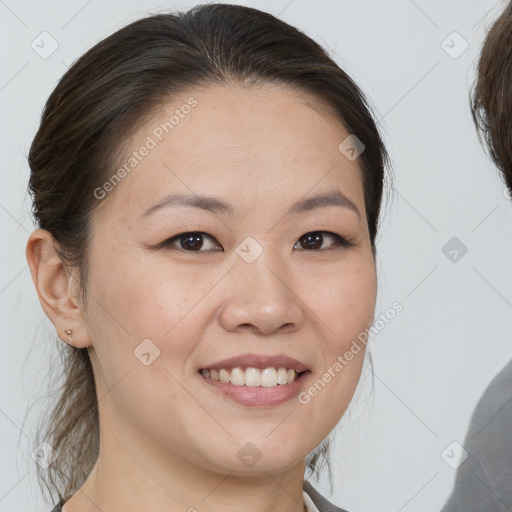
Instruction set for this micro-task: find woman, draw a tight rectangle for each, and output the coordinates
[25,3,390,511]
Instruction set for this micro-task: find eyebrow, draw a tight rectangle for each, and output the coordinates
[138,189,361,220]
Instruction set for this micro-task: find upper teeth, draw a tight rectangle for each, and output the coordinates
[201,367,299,387]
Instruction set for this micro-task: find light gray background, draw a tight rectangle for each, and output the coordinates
[1,0,511,511]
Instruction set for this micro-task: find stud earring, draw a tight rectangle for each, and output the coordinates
[64,328,74,343]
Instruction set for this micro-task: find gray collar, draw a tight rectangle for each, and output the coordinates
[303,480,350,512]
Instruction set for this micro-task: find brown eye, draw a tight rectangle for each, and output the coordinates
[294,231,353,251]
[161,232,222,252]
[158,230,353,253]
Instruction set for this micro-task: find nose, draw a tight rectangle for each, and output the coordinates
[218,250,305,336]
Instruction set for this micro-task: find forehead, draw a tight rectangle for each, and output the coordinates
[93,83,365,225]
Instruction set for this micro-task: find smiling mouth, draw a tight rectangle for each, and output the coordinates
[199,367,308,387]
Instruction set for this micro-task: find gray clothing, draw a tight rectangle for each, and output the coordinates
[441,358,512,512]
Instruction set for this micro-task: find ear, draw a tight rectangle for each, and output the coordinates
[26,228,91,348]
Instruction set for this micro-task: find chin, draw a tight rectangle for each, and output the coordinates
[197,441,309,476]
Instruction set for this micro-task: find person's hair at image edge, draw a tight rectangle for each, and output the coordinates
[26,2,391,504]
[471,0,512,182]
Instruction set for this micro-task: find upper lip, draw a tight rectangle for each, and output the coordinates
[200,353,310,373]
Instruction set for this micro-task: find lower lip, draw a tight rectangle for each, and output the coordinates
[199,371,311,406]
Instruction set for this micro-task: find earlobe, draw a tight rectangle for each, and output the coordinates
[25,228,90,348]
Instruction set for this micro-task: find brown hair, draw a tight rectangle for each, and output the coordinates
[471,1,512,186]
[26,3,391,505]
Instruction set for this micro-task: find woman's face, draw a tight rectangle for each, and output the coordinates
[83,83,377,476]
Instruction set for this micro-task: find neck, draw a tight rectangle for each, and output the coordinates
[63,423,308,512]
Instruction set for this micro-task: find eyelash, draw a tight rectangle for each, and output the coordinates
[156,231,355,253]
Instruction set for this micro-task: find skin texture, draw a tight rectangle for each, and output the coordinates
[26,83,377,512]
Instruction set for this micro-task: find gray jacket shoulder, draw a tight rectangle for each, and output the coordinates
[440,358,512,512]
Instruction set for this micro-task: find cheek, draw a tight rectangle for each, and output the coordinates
[303,257,377,344]
[85,252,204,433]
[298,257,376,409]
[84,247,202,397]
[90,245,200,336]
